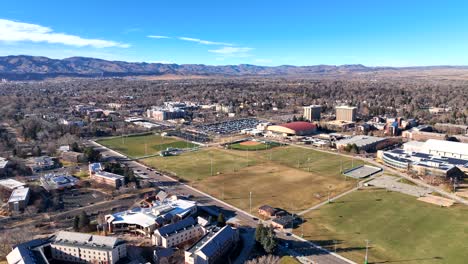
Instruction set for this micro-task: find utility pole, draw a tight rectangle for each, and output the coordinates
[210,155,213,176]
[364,240,370,264]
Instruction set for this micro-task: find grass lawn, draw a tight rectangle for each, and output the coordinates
[97,133,198,158]
[279,256,301,264]
[297,189,468,264]
[227,141,281,151]
[142,146,362,212]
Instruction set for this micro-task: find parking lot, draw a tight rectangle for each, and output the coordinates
[196,118,260,135]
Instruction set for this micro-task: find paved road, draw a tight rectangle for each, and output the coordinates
[88,140,355,264]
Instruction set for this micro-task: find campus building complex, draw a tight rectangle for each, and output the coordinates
[106,198,197,237]
[403,139,468,160]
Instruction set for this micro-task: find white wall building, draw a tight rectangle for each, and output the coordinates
[152,217,206,248]
[51,231,127,264]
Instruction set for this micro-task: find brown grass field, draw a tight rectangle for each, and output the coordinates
[142,146,361,214]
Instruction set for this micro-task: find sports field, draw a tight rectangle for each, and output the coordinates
[142,146,362,212]
[297,189,468,264]
[97,133,198,158]
[227,140,281,151]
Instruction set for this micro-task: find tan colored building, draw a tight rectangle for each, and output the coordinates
[89,163,125,188]
[336,106,357,122]
[267,122,317,137]
[152,217,205,248]
[51,231,127,264]
[402,130,447,141]
[303,105,321,121]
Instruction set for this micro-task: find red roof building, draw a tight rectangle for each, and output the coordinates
[267,121,317,136]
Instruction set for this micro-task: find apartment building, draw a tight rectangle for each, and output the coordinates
[89,163,125,188]
[185,225,239,264]
[51,231,127,264]
[152,217,206,248]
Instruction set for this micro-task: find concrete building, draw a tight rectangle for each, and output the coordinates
[106,198,197,237]
[303,105,321,121]
[403,139,468,160]
[0,179,26,190]
[185,225,239,264]
[266,122,317,137]
[335,135,388,152]
[40,174,79,191]
[89,163,125,188]
[147,104,187,121]
[7,187,30,212]
[402,129,447,141]
[377,149,467,178]
[434,123,468,135]
[152,217,206,248]
[51,231,127,264]
[26,156,57,173]
[335,106,357,122]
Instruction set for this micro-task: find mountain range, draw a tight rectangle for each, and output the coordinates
[1,55,468,80]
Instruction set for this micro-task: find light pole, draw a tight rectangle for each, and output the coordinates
[249,191,252,214]
[364,239,370,264]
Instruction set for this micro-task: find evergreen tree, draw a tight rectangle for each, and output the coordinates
[78,211,90,230]
[255,224,266,242]
[217,212,226,227]
[73,216,80,231]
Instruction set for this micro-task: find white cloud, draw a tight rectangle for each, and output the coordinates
[147,35,170,39]
[178,37,233,46]
[0,19,129,48]
[209,46,253,57]
[254,58,273,63]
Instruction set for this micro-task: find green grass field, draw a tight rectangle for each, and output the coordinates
[227,141,281,151]
[297,189,468,264]
[97,133,198,158]
[142,146,363,212]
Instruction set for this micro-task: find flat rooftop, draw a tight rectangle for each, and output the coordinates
[8,187,29,203]
[343,165,383,179]
[336,135,386,147]
[0,179,26,190]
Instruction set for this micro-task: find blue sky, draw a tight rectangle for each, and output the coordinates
[0,0,467,66]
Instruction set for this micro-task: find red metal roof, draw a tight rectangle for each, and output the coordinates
[280,121,317,132]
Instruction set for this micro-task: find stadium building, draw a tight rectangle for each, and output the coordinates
[266,122,317,137]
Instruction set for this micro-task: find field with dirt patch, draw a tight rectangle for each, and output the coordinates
[142,146,362,212]
[97,133,198,158]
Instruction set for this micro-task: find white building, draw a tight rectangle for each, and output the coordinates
[106,198,197,237]
[403,139,468,160]
[7,187,30,211]
[185,225,239,264]
[152,217,206,248]
[51,231,127,264]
